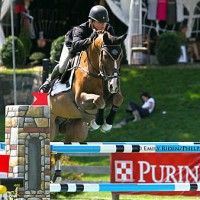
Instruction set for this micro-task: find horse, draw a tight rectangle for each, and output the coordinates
[49,31,127,182]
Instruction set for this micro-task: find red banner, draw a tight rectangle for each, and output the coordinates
[0,155,9,177]
[14,0,25,13]
[111,153,200,196]
[32,92,48,106]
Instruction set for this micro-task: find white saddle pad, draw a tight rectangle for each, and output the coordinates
[50,69,74,96]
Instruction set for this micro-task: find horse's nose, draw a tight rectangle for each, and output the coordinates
[108,78,118,94]
[110,85,118,93]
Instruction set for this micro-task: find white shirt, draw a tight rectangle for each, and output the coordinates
[142,97,155,113]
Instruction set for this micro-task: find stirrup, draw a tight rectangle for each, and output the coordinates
[39,79,51,93]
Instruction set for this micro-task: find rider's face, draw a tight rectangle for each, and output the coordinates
[92,21,107,31]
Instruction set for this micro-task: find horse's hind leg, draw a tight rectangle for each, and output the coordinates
[52,118,88,183]
[52,154,62,183]
[60,119,88,142]
[50,115,62,183]
[50,115,58,141]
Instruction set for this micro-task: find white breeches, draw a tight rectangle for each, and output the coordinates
[59,44,72,73]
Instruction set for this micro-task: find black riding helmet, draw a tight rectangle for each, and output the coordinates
[88,5,109,23]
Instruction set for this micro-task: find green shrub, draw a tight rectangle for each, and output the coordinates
[0,36,26,68]
[19,27,32,58]
[50,35,64,64]
[155,32,181,65]
[29,52,46,65]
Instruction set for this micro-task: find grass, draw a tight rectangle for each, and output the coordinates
[1,65,200,199]
[56,193,200,200]
[0,66,43,75]
[86,65,200,142]
[57,65,200,199]
[0,115,5,136]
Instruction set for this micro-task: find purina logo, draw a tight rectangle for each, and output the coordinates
[114,159,200,183]
[115,160,133,182]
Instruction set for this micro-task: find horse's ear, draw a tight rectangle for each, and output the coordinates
[103,32,127,45]
[117,33,127,43]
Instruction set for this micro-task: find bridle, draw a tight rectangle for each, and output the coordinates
[78,33,123,81]
[99,44,123,81]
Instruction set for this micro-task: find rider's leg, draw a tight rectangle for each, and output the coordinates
[39,44,72,93]
[59,44,72,73]
[39,64,60,92]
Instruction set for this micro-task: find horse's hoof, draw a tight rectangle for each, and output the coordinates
[54,177,62,184]
[100,123,112,133]
[52,170,62,183]
[88,119,100,131]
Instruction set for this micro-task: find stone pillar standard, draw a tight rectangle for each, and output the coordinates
[5,105,50,200]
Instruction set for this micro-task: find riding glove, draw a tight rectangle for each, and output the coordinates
[88,30,98,44]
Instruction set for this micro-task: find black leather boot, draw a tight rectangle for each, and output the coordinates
[39,64,60,93]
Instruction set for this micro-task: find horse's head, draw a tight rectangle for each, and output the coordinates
[97,32,127,94]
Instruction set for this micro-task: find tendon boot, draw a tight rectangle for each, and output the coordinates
[132,110,141,122]
[39,64,60,93]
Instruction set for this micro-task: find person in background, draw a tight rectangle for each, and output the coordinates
[39,5,115,93]
[149,28,159,55]
[178,24,200,62]
[113,92,155,128]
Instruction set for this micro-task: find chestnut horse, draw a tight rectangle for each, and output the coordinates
[49,31,127,182]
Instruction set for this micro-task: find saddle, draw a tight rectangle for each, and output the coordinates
[50,53,81,96]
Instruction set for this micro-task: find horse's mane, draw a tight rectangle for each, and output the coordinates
[92,31,106,49]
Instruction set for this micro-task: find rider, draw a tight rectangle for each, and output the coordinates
[39,5,115,93]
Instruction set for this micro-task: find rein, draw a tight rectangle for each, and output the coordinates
[77,40,102,79]
[78,64,101,79]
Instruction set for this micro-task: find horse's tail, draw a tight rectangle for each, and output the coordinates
[58,118,88,142]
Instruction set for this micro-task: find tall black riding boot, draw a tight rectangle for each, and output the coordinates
[39,64,60,93]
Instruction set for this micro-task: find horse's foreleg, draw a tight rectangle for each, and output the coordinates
[52,154,62,183]
[100,93,124,133]
[89,109,104,131]
[78,92,105,110]
[100,106,118,132]
[95,109,104,125]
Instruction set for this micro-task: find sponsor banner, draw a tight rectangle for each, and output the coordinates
[111,153,200,196]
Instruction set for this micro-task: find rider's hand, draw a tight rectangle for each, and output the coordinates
[87,30,98,44]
